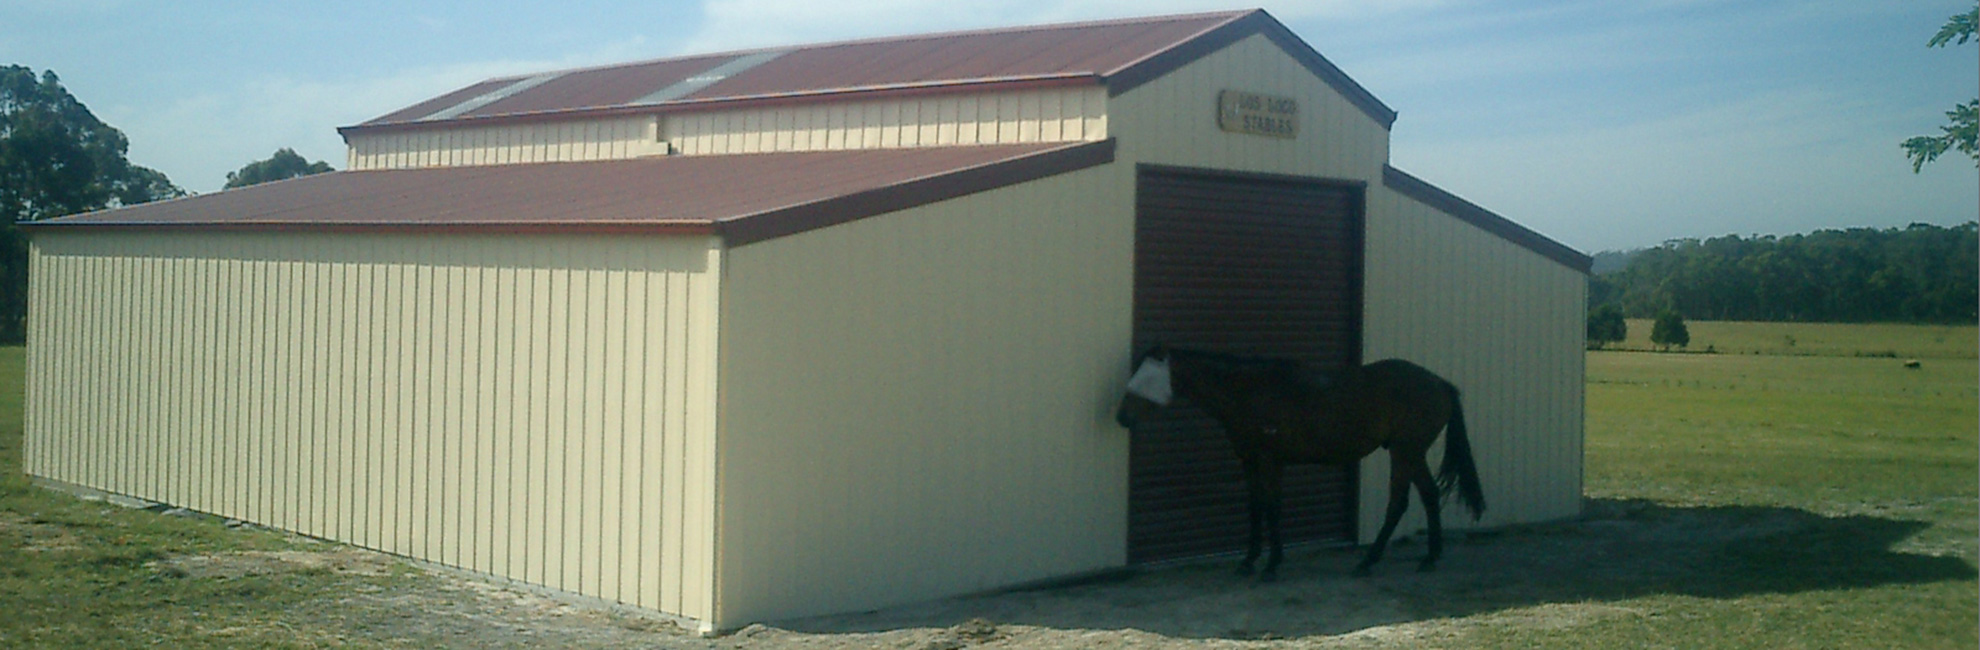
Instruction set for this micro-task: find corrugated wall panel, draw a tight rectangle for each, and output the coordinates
[1359,188,1586,538]
[26,231,724,626]
[346,115,662,170]
[667,86,1103,155]
[715,160,1132,627]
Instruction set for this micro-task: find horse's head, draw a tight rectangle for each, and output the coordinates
[1115,344,1174,429]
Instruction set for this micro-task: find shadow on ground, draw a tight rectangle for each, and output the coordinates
[771,498,1977,642]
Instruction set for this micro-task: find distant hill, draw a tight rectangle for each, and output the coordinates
[1588,222,1978,324]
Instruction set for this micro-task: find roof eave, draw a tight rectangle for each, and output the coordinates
[28,141,1119,249]
[1381,165,1591,274]
[718,138,1117,247]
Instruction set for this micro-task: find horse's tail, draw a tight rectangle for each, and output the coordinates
[1436,383,1487,520]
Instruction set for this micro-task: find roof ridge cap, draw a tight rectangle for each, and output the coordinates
[793,9,1258,49]
[1098,8,1260,79]
[444,10,1259,87]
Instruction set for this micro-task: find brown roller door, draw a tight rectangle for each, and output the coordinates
[1128,165,1364,564]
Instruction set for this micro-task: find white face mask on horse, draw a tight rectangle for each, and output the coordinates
[1124,355,1174,406]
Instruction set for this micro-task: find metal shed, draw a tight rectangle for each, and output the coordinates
[24,9,1589,632]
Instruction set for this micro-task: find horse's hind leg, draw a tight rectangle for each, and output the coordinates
[1353,462,1415,576]
[1410,461,1443,572]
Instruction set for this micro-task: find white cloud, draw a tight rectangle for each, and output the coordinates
[105,39,664,194]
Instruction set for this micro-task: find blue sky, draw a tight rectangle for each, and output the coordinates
[4,0,1974,252]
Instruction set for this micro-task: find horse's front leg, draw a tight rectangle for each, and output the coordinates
[1237,457,1264,577]
[1258,461,1286,582]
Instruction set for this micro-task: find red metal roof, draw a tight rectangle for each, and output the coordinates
[29,141,1116,248]
[342,10,1395,135]
[682,14,1227,100]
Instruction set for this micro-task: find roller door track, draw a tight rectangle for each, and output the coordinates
[1129,165,1365,564]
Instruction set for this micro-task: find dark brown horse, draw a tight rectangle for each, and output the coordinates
[1115,345,1485,580]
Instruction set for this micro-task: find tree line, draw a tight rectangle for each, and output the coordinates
[1589,6,1977,338]
[1,65,333,344]
[1589,222,1980,324]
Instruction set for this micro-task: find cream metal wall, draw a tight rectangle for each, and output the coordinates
[345,115,664,170]
[667,86,1106,156]
[25,230,724,624]
[713,162,1133,625]
[1107,33,1585,541]
[1359,189,1587,537]
[345,86,1108,170]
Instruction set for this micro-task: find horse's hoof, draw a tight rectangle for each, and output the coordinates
[1258,568,1279,583]
[1235,563,1255,577]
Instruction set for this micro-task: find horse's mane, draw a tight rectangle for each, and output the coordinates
[1166,347,1333,394]
[1170,347,1297,371]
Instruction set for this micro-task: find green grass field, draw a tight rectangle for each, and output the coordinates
[1570,322,1977,649]
[0,349,418,647]
[0,320,1975,647]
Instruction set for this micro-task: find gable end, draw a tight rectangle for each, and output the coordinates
[1105,10,1397,130]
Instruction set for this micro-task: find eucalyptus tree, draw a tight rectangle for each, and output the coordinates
[0,65,183,342]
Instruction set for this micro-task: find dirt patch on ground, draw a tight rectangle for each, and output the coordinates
[116,498,1972,649]
[151,548,399,580]
[277,546,1657,649]
[1,511,83,554]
